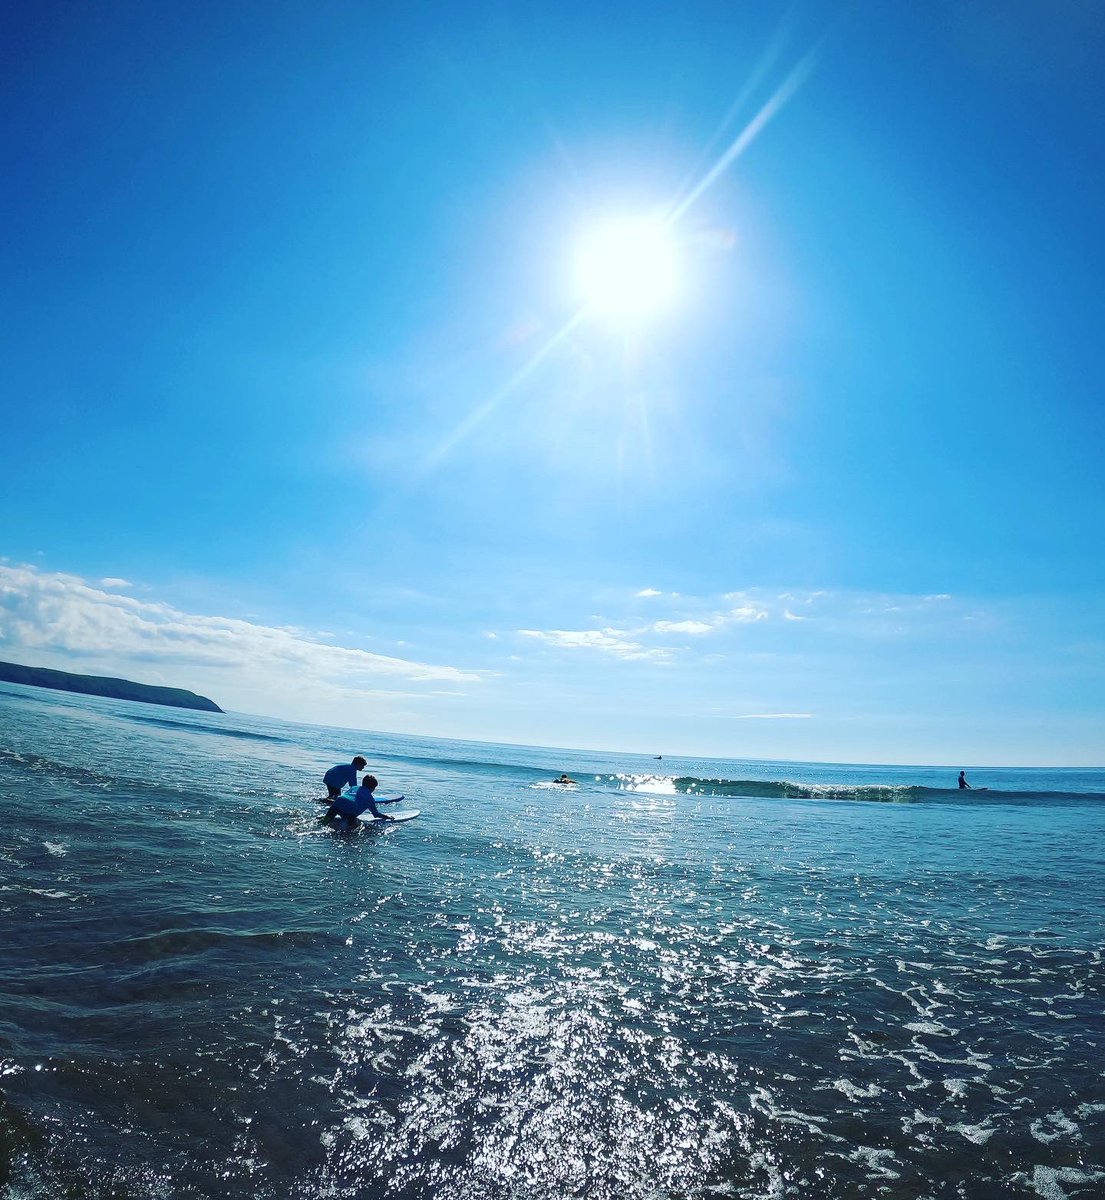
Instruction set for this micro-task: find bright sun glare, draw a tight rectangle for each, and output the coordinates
[574,216,680,324]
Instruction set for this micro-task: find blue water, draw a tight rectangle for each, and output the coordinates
[2,682,1104,1198]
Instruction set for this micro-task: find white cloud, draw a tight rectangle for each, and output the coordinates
[651,619,715,635]
[733,712,812,720]
[518,627,666,660]
[509,586,976,671]
[514,595,776,660]
[99,577,132,589]
[0,564,481,687]
[650,603,766,637]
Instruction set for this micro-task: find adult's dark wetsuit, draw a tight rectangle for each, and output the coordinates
[323,761,361,800]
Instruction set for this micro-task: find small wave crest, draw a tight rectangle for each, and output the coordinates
[117,927,328,964]
[599,773,921,801]
[120,713,290,743]
[592,772,1101,803]
[674,776,924,801]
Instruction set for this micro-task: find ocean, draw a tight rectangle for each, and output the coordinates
[1,682,1103,1199]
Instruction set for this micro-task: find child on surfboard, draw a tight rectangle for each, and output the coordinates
[322,775,403,827]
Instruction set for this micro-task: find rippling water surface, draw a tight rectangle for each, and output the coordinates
[2,683,1104,1198]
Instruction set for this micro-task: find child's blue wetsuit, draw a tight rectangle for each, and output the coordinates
[326,784,390,824]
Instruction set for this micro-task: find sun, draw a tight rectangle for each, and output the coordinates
[573,216,681,325]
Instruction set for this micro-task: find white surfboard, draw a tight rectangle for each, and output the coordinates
[365,809,419,824]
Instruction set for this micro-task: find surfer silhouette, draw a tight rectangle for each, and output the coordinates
[320,756,367,801]
[958,771,971,789]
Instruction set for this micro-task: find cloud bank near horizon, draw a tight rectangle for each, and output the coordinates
[0,565,481,697]
[2,562,1101,762]
[512,588,976,661]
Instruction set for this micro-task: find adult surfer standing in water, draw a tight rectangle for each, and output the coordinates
[319,756,367,802]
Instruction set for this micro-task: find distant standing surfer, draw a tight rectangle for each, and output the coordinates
[319,756,368,802]
[958,771,972,789]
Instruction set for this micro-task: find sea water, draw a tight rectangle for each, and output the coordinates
[1,682,1103,1199]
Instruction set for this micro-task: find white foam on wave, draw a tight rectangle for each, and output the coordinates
[846,1146,901,1180]
[905,1020,958,1036]
[948,1120,995,1144]
[1030,1110,1081,1144]
[613,772,677,796]
[1,885,75,900]
[833,1078,882,1100]
[901,1109,940,1135]
[749,1086,846,1142]
[1011,1165,1105,1200]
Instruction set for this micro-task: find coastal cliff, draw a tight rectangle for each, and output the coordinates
[0,660,223,713]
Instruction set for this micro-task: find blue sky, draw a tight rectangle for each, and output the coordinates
[2,1,1103,765]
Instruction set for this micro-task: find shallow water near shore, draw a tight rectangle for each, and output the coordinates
[2,682,1104,1198]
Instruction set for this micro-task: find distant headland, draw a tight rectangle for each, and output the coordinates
[0,660,223,713]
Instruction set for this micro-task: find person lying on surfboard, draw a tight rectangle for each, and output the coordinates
[322,774,403,827]
[554,774,576,785]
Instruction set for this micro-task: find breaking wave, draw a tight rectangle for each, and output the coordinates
[595,773,1103,804]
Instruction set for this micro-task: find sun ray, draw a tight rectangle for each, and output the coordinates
[669,25,791,208]
[418,309,587,479]
[665,50,816,225]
